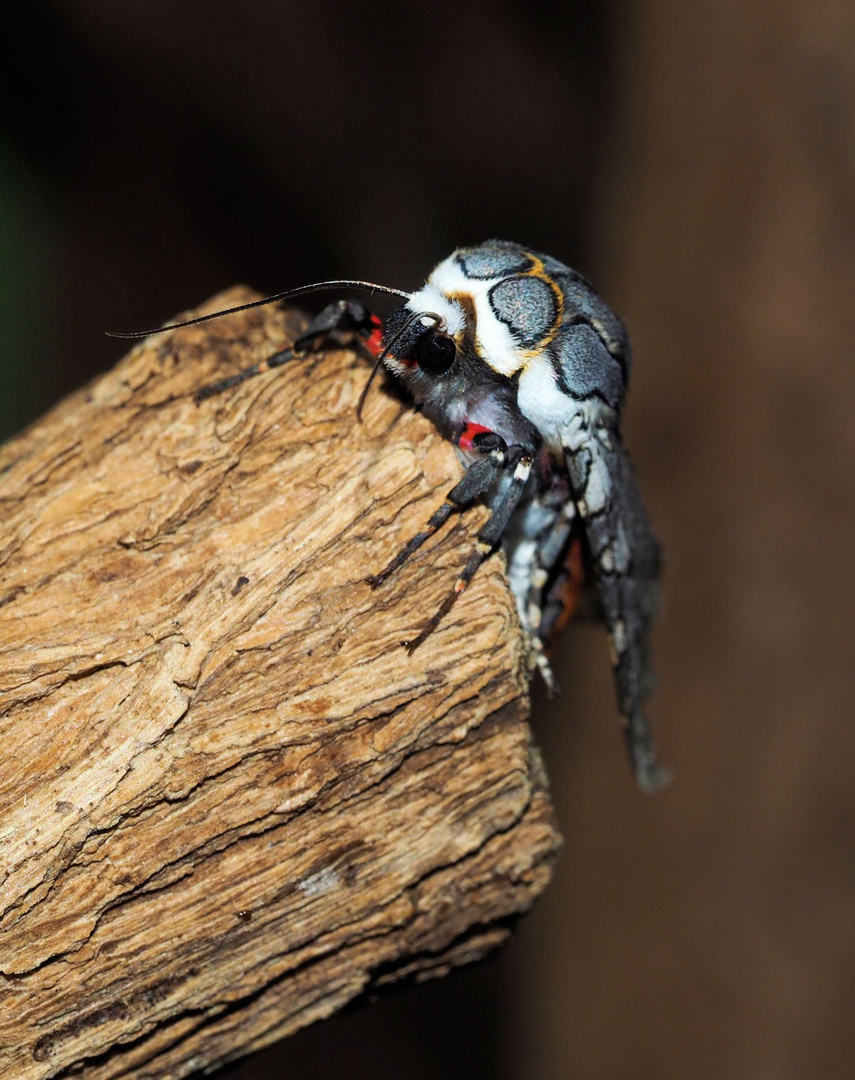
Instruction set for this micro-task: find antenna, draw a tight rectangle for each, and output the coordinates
[106,280,411,340]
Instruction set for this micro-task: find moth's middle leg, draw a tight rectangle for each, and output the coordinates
[366,431,511,589]
[402,448,534,653]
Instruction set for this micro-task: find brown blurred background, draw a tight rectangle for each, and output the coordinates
[2,1,853,1077]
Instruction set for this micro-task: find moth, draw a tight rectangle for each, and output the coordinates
[112,241,667,792]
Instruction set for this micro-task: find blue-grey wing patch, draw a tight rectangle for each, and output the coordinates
[552,323,626,409]
[456,244,533,280]
[488,275,559,348]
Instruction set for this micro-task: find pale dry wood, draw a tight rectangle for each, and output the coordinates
[0,290,561,1079]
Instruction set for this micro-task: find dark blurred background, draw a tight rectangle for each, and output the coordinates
[2,1,854,1078]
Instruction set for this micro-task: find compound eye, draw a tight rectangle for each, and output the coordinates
[413,331,456,375]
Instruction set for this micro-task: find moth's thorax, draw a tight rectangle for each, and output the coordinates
[407,247,564,380]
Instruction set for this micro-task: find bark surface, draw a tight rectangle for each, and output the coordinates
[0,291,561,1079]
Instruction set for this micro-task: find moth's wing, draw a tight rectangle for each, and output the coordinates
[562,410,667,793]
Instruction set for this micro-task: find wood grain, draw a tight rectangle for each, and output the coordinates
[0,291,561,1079]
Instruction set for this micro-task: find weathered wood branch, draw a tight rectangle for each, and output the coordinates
[0,291,561,1079]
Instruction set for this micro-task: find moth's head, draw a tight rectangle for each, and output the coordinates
[378,244,522,388]
[380,293,464,391]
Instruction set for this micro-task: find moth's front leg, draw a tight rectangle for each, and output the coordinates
[195,300,383,402]
[563,417,668,793]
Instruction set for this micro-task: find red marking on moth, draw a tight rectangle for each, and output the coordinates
[553,537,586,636]
[365,319,384,358]
[458,422,493,452]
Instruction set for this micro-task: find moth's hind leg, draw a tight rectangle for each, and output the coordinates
[195,299,382,402]
[505,496,577,696]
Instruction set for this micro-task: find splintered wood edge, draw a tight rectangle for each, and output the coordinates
[0,289,562,1080]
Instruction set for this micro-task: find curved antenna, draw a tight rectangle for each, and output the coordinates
[106,280,412,340]
[356,311,443,421]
